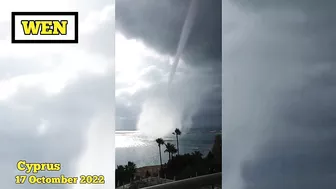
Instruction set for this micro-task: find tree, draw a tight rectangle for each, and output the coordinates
[125,161,137,181]
[156,138,165,168]
[164,143,176,160]
[206,151,214,160]
[192,151,203,158]
[211,134,222,171]
[115,161,137,187]
[115,165,125,187]
[172,128,181,155]
[171,147,177,158]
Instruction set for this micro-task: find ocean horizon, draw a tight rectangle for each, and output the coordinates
[116,127,221,168]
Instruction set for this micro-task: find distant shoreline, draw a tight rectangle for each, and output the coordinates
[135,165,161,177]
[115,129,222,134]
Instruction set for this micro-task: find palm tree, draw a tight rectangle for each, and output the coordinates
[172,128,181,155]
[125,161,137,182]
[125,161,136,174]
[156,138,165,168]
[115,165,125,187]
[164,143,176,160]
[171,146,178,157]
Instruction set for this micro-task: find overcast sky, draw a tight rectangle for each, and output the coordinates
[0,0,114,188]
[1,0,335,188]
[222,0,336,189]
[115,0,222,132]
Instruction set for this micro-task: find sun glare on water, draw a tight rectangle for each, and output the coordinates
[115,131,146,148]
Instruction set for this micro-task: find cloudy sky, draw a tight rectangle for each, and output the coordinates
[115,0,222,133]
[222,0,336,189]
[1,0,335,188]
[0,0,114,188]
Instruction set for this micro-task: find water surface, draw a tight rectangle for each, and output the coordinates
[115,129,220,167]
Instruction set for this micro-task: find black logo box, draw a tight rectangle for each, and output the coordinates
[11,12,78,44]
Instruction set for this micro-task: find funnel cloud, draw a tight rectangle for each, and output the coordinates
[116,0,222,138]
[168,0,199,85]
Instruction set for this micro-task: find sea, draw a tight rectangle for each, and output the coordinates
[115,128,221,167]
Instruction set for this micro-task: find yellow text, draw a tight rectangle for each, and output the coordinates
[15,175,27,184]
[21,20,68,35]
[79,175,105,184]
[16,160,61,174]
[27,175,78,184]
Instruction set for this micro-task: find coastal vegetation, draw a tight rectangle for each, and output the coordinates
[115,128,222,188]
[172,128,181,155]
[155,138,165,168]
[115,161,137,187]
[161,130,222,180]
[164,142,177,160]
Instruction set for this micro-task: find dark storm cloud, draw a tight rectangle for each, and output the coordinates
[223,0,336,189]
[192,85,222,128]
[115,0,222,131]
[115,0,221,67]
[234,0,336,64]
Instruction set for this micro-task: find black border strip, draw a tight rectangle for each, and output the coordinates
[11,12,78,44]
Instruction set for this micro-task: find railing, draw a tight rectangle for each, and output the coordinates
[142,172,222,189]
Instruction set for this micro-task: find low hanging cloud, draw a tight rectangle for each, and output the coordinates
[136,71,214,137]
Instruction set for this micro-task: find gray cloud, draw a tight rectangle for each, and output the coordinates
[116,0,221,67]
[0,2,114,188]
[0,59,49,78]
[0,69,113,189]
[80,5,115,57]
[222,0,336,188]
[115,0,222,131]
